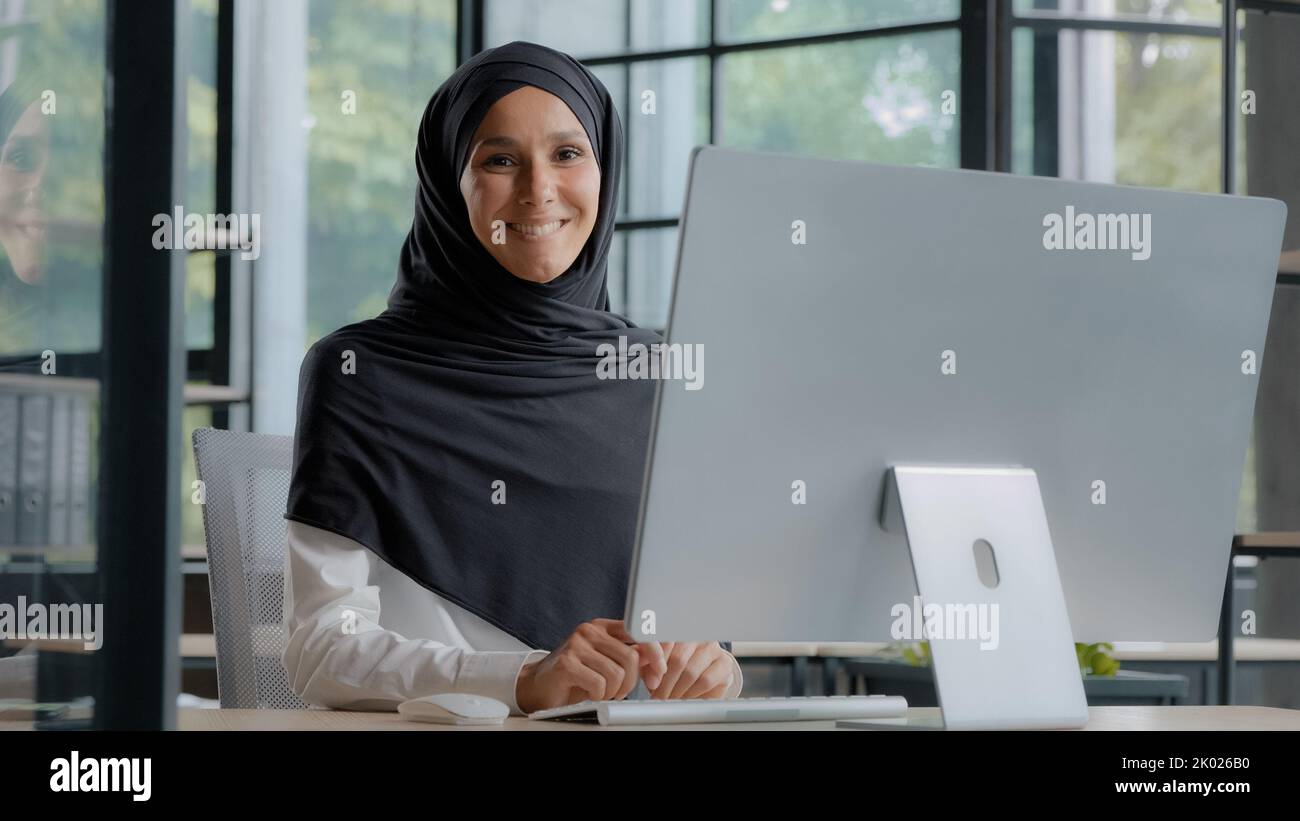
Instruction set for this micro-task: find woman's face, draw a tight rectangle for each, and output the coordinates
[459,85,600,284]
[0,100,49,285]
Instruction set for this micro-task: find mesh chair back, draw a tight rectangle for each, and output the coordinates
[192,427,307,708]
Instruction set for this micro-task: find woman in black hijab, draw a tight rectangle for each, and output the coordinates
[281,40,740,715]
[0,69,51,355]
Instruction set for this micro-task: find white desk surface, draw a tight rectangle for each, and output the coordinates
[176,705,1300,731]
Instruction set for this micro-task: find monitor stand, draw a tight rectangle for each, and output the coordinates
[838,465,1089,731]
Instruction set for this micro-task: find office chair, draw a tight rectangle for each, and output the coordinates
[192,427,308,709]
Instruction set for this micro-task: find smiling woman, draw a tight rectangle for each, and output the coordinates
[459,86,601,284]
[0,69,52,301]
[281,40,739,718]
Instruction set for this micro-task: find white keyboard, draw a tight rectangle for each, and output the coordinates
[527,694,908,726]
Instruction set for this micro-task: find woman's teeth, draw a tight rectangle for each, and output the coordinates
[508,220,566,236]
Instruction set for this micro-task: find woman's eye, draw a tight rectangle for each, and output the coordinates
[485,155,515,168]
[557,147,582,161]
[3,150,34,173]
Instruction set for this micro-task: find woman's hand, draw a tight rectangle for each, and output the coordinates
[647,641,734,700]
[514,618,669,714]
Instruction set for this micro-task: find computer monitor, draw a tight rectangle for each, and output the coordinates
[623,145,1285,675]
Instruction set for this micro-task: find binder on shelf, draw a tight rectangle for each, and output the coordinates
[47,393,71,546]
[68,393,92,547]
[16,393,50,546]
[0,392,17,545]
[0,375,99,550]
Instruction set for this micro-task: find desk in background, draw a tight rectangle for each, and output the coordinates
[735,638,1300,705]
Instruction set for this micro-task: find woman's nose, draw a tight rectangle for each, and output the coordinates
[518,165,556,205]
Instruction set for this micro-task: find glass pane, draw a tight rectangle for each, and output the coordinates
[1113,31,1219,192]
[1011,27,1221,192]
[1013,0,1221,23]
[185,250,215,350]
[1238,8,1300,539]
[625,58,709,219]
[719,0,959,45]
[629,0,709,52]
[305,0,457,346]
[184,0,218,353]
[587,63,630,219]
[626,226,678,330]
[719,31,961,169]
[0,0,107,728]
[1011,28,1037,176]
[598,59,712,220]
[486,0,710,57]
[1241,9,1299,269]
[1232,7,1245,197]
[1237,10,1300,703]
[187,0,217,217]
[486,0,626,58]
[606,229,627,316]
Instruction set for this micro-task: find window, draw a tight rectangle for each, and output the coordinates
[485,0,963,328]
[1008,0,1300,541]
[1011,0,1223,191]
[304,0,457,345]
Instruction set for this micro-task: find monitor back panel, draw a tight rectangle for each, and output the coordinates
[626,145,1286,644]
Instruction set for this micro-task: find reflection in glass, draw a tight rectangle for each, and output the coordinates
[0,0,106,728]
[0,72,49,289]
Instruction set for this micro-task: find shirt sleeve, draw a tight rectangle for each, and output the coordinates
[723,652,744,699]
[280,520,547,716]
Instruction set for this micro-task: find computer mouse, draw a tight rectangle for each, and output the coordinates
[397,692,510,725]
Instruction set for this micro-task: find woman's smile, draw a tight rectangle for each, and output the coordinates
[507,218,569,240]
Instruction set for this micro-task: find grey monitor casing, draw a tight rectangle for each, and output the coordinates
[624,145,1286,645]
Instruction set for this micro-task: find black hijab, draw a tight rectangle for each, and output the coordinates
[284,41,667,652]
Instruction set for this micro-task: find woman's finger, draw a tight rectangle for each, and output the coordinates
[669,643,714,699]
[680,654,733,699]
[652,641,697,699]
[634,642,667,690]
[556,653,608,703]
[700,679,730,699]
[578,644,634,700]
[598,619,666,691]
[588,623,646,696]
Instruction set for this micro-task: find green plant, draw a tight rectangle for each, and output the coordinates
[1076,642,1120,676]
[899,641,931,666]
[884,640,1121,677]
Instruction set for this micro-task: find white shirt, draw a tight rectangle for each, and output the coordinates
[281,520,743,715]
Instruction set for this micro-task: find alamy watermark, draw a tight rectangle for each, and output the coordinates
[50,752,150,801]
[1042,205,1151,261]
[151,206,261,261]
[0,596,103,651]
[891,595,999,650]
[596,335,704,391]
